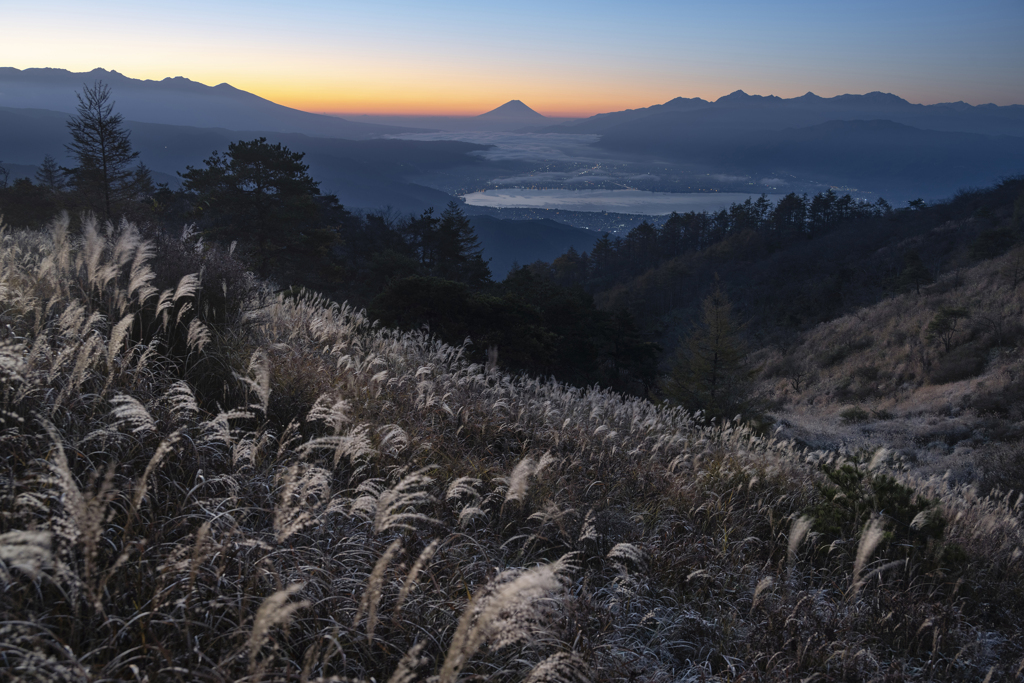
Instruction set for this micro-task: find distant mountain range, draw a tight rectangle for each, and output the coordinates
[543,90,1024,200]
[545,90,1024,137]
[0,67,421,139]
[3,66,1023,206]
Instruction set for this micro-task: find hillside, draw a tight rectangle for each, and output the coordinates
[759,242,1024,493]
[1,213,1022,681]
[540,178,1024,485]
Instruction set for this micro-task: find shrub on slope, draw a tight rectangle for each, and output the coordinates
[1,216,1023,681]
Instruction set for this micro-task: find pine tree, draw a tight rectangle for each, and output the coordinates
[663,286,757,421]
[64,81,140,220]
[35,154,66,193]
[180,137,325,274]
[431,202,491,286]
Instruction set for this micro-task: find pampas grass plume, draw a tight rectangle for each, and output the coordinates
[852,517,887,595]
[248,583,308,672]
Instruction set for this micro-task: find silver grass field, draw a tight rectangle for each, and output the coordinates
[1,215,1023,682]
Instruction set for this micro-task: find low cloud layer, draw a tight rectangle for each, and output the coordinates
[463,188,786,215]
[388,131,601,163]
[566,175,614,184]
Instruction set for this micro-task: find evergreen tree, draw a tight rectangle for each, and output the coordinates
[808,189,838,236]
[623,221,660,275]
[64,81,140,220]
[603,308,660,394]
[772,192,808,240]
[180,137,328,275]
[403,209,441,270]
[550,247,588,288]
[660,212,685,257]
[753,194,774,232]
[663,286,757,421]
[35,154,65,194]
[433,201,491,286]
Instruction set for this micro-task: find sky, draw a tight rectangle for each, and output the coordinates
[4,0,1024,117]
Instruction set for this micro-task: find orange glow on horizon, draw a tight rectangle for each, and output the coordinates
[222,69,731,119]
[12,60,1019,119]
[249,84,652,119]
[237,84,722,119]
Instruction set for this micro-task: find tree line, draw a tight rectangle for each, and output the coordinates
[532,190,895,292]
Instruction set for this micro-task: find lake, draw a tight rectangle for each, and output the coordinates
[461,188,786,215]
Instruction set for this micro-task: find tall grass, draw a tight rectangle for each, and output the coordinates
[1,215,1022,681]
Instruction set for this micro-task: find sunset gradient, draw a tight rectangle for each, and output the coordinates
[6,0,1024,116]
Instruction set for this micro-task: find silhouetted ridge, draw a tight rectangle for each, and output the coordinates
[716,90,783,104]
[833,91,909,106]
[478,100,546,119]
[0,67,421,139]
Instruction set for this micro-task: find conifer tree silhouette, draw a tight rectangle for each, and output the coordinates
[64,81,141,220]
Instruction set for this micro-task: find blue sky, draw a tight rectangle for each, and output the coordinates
[5,0,1023,115]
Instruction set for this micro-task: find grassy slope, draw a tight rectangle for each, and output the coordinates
[1,216,1023,681]
[757,242,1024,492]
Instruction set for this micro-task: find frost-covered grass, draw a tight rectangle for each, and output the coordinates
[1,216,1023,681]
[759,242,1024,490]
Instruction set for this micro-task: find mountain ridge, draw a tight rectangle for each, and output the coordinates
[0,67,422,139]
[544,89,1024,137]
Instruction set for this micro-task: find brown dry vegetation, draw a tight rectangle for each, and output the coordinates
[758,240,1024,494]
[2,215,1024,682]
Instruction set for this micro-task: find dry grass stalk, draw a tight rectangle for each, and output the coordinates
[787,515,813,572]
[394,538,440,616]
[0,531,53,582]
[851,517,887,595]
[438,555,574,683]
[385,642,427,683]
[247,583,308,673]
[354,538,403,644]
[524,652,592,683]
[371,468,438,534]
